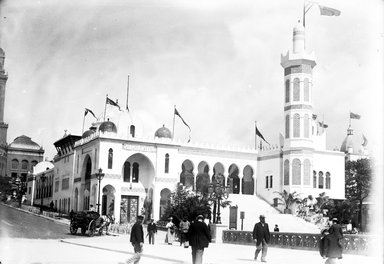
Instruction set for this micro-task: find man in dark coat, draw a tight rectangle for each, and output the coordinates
[322,227,343,264]
[147,218,157,244]
[252,215,270,262]
[127,215,144,264]
[329,218,343,240]
[188,215,211,264]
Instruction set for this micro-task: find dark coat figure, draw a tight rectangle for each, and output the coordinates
[252,215,270,262]
[128,216,144,264]
[147,219,157,244]
[323,231,343,260]
[329,221,343,240]
[188,215,211,264]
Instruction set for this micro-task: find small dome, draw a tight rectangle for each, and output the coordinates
[155,125,172,139]
[82,129,95,138]
[99,120,117,133]
[9,135,41,150]
[340,127,355,153]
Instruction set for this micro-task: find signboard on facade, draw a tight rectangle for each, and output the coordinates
[122,143,156,152]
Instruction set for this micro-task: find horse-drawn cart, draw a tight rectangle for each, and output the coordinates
[69,211,106,236]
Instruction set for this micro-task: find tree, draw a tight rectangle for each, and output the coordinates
[274,190,302,214]
[345,158,372,228]
[162,184,212,222]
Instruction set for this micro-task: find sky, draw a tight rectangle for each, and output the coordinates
[0,0,382,160]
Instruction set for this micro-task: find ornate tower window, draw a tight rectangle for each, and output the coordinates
[293,78,300,101]
[285,80,290,103]
[304,78,309,101]
[304,114,309,138]
[285,115,290,138]
[108,148,113,169]
[303,159,311,185]
[293,113,300,137]
[284,160,290,185]
[165,153,169,173]
[292,158,301,185]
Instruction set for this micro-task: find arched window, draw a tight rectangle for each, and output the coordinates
[164,154,169,173]
[285,80,290,103]
[292,159,301,185]
[132,162,139,183]
[325,172,331,189]
[108,148,113,169]
[285,115,290,138]
[130,125,135,138]
[123,161,131,182]
[293,113,300,137]
[318,171,324,189]
[303,159,311,185]
[12,159,19,169]
[21,160,28,170]
[304,78,309,101]
[284,160,289,185]
[313,171,317,188]
[304,114,309,138]
[293,78,300,101]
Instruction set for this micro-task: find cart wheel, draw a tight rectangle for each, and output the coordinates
[70,223,77,235]
[81,227,86,235]
[88,220,96,237]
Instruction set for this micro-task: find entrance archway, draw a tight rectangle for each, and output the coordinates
[102,184,116,216]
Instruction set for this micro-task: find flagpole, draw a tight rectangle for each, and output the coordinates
[104,94,108,121]
[349,111,351,127]
[126,75,130,111]
[82,109,86,135]
[255,121,258,150]
[172,105,176,139]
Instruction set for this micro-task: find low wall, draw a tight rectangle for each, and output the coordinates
[223,230,375,255]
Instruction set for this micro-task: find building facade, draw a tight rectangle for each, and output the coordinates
[47,22,345,226]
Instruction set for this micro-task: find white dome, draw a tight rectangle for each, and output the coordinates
[33,161,54,174]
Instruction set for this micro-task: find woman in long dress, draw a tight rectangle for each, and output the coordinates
[165,217,175,245]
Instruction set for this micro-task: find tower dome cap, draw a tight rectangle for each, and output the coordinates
[155,125,172,139]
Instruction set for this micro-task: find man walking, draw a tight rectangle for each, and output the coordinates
[127,215,144,264]
[188,215,211,264]
[179,217,190,247]
[147,218,157,244]
[252,215,270,262]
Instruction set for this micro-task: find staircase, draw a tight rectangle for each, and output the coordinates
[219,194,320,234]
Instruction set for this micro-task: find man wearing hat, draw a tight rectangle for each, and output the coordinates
[188,215,211,264]
[147,218,157,245]
[127,215,144,264]
[329,218,343,240]
[252,215,270,262]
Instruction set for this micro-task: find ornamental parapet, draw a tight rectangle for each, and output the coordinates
[222,230,375,255]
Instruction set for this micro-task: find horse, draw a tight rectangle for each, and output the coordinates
[99,214,115,235]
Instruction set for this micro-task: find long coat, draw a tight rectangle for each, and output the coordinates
[252,222,270,246]
[188,220,211,249]
[323,234,343,258]
[130,222,144,245]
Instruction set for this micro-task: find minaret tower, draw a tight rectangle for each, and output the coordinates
[0,48,8,145]
[280,21,316,192]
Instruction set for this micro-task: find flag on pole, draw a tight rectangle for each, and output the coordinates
[319,121,328,128]
[350,112,361,120]
[84,108,97,119]
[174,108,191,131]
[255,124,269,145]
[106,97,122,111]
[318,5,341,16]
[362,134,368,147]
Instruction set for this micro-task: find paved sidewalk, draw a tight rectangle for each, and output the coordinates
[60,232,382,264]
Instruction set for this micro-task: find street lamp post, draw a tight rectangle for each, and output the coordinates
[40,173,46,214]
[15,176,21,207]
[208,176,230,224]
[95,168,105,214]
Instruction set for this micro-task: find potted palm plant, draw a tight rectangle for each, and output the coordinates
[274,190,302,214]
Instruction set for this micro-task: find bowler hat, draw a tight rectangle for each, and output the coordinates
[196,215,204,220]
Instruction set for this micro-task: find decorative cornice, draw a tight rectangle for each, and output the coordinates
[284,105,312,111]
